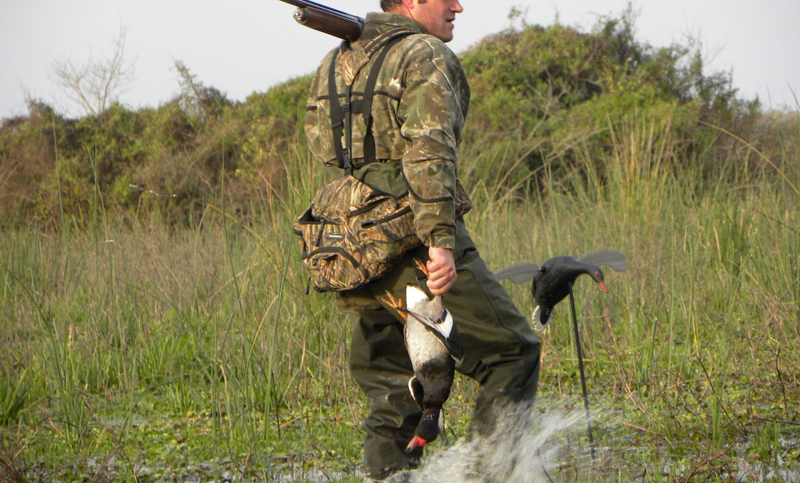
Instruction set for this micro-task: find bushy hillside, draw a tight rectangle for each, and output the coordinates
[0,13,795,227]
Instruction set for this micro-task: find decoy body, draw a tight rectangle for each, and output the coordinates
[495,249,628,330]
[382,260,463,455]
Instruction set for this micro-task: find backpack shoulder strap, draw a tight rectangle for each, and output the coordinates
[327,49,351,172]
[328,29,416,175]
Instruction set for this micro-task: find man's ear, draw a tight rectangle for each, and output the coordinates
[400,0,416,11]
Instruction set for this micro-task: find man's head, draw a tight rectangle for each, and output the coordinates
[381,0,464,43]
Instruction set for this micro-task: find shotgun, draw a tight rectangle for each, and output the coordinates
[278,0,364,42]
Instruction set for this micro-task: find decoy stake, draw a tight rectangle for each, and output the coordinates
[569,282,595,459]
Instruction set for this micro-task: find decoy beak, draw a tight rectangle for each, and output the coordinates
[598,281,609,293]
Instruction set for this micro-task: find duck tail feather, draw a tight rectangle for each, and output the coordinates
[532,305,552,331]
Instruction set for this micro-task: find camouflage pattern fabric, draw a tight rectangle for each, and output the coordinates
[294,175,472,292]
[294,176,421,292]
[305,12,471,250]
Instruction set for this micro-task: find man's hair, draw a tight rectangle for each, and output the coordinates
[380,0,402,11]
[381,0,426,12]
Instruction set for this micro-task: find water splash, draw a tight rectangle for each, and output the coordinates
[387,398,610,483]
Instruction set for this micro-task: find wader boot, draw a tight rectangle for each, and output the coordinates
[336,220,541,480]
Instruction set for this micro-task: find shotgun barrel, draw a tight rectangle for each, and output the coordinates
[278,0,364,41]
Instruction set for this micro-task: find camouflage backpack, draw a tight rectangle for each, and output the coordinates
[294,175,421,292]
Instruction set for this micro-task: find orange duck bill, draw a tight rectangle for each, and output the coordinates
[405,435,428,454]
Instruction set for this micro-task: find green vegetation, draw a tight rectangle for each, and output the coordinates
[1,11,799,482]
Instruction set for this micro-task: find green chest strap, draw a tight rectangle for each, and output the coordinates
[328,28,414,175]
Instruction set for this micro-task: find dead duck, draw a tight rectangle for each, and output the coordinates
[382,260,462,455]
[495,249,628,330]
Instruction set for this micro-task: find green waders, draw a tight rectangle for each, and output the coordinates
[335,220,542,480]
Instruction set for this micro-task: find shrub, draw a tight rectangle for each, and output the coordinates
[0,12,791,227]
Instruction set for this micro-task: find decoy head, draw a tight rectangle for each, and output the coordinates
[587,266,608,293]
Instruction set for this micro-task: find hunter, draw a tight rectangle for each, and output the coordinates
[303,0,541,480]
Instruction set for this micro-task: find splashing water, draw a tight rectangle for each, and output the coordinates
[386,398,610,483]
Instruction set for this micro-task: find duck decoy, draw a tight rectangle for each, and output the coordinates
[495,249,628,330]
[382,260,463,455]
[495,249,628,457]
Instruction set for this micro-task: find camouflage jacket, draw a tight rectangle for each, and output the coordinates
[304,12,471,250]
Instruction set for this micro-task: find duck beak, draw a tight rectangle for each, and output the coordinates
[597,281,609,293]
[405,435,427,454]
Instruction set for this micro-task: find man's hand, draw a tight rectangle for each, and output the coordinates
[426,246,456,295]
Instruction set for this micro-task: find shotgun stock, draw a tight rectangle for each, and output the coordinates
[278,0,364,41]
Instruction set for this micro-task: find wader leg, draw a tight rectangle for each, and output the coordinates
[336,280,423,480]
[447,222,542,436]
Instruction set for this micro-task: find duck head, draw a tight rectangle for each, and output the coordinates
[405,406,441,454]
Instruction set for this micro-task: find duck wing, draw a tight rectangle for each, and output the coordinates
[404,307,463,360]
[494,262,540,285]
[580,249,628,272]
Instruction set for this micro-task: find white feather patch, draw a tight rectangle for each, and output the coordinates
[406,284,431,310]
[439,309,454,337]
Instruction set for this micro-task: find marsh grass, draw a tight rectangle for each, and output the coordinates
[1,114,799,481]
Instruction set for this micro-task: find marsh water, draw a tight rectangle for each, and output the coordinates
[379,398,797,483]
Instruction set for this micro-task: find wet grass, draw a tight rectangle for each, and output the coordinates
[1,116,799,481]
